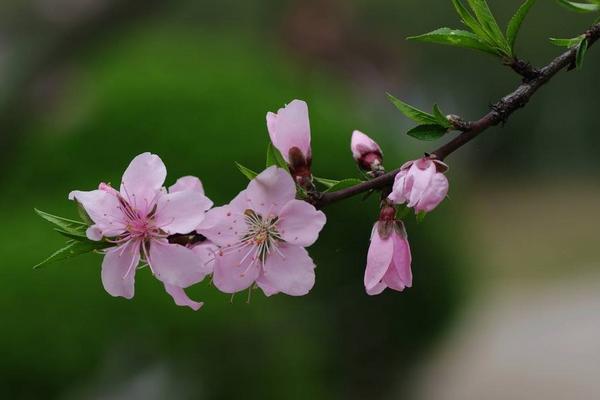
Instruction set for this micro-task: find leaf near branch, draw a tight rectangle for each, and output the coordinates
[407,124,449,141]
[556,0,600,13]
[407,27,499,55]
[506,0,537,51]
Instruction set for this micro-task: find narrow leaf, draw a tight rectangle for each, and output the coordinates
[407,124,449,141]
[407,27,499,55]
[466,0,510,53]
[34,240,110,269]
[507,0,537,51]
[266,142,288,169]
[576,39,589,69]
[313,177,340,188]
[549,36,585,48]
[433,104,452,128]
[556,0,600,12]
[234,162,258,180]
[387,94,439,124]
[325,178,364,193]
[451,0,493,43]
[35,208,87,235]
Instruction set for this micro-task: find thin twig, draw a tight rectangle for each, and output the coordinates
[313,22,600,209]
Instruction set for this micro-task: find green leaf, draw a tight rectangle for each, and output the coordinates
[466,0,510,53]
[325,178,364,193]
[506,0,537,51]
[313,177,340,188]
[407,27,498,55]
[234,162,258,180]
[33,240,110,269]
[549,35,585,48]
[407,124,449,141]
[576,39,589,69]
[451,0,493,43]
[266,142,288,169]
[433,104,452,128]
[35,208,87,234]
[387,94,439,124]
[556,0,600,12]
[55,228,88,241]
[416,211,427,224]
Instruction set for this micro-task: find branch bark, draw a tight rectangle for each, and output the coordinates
[314,22,600,209]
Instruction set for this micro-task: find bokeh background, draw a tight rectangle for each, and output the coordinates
[0,1,598,399]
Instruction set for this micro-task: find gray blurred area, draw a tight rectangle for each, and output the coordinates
[0,1,598,399]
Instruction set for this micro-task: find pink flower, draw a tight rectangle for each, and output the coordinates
[266,100,312,181]
[364,220,412,295]
[351,130,383,171]
[69,153,213,310]
[198,166,326,296]
[388,157,449,213]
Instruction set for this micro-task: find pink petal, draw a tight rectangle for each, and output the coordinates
[406,160,436,208]
[101,240,140,299]
[277,199,326,247]
[364,222,394,293]
[388,170,409,204]
[392,228,412,288]
[415,172,448,212]
[366,281,387,296]
[244,166,296,216]
[191,241,218,276]
[86,225,103,241]
[212,246,261,294]
[148,240,206,288]
[169,176,205,194]
[266,99,311,162]
[163,284,204,311]
[255,275,280,297]
[120,153,166,215]
[69,189,126,237]
[351,130,382,160]
[196,205,247,247]
[155,190,213,234]
[261,245,315,296]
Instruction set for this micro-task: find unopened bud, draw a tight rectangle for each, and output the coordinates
[351,130,383,172]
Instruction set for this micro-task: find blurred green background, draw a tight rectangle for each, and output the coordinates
[0,1,598,399]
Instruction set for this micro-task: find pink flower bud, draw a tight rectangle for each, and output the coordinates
[364,220,412,295]
[266,99,311,165]
[351,130,383,171]
[388,157,449,213]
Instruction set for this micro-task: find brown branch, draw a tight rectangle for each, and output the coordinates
[314,22,600,209]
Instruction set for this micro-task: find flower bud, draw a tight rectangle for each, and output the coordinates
[351,130,383,172]
[388,157,449,213]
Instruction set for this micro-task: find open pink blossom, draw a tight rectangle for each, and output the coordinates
[351,130,383,171]
[388,157,449,213]
[364,220,412,295]
[198,166,326,296]
[69,153,213,310]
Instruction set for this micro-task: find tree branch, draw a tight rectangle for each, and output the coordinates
[314,22,600,209]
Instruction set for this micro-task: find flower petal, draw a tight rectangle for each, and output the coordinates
[261,245,315,296]
[155,190,213,234]
[169,176,205,194]
[196,205,247,247]
[69,189,126,237]
[364,222,394,293]
[212,245,261,294]
[391,227,412,288]
[277,199,326,247]
[387,170,409,205]
[351,130,382,160]
[415,172,448,212]
[148,240,206,288]
[255,275,280,297]
[191,241,218,277]
[101,240,140,299]
[120,153,167,215]
[266,99,311,162]
[163,284,204,311]
[406,160,436,209]
[244,166,296,216]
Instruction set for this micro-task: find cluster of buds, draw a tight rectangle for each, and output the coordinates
[45,99,450,310]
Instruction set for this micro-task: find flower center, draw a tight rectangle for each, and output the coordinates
[242,209,283,264]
